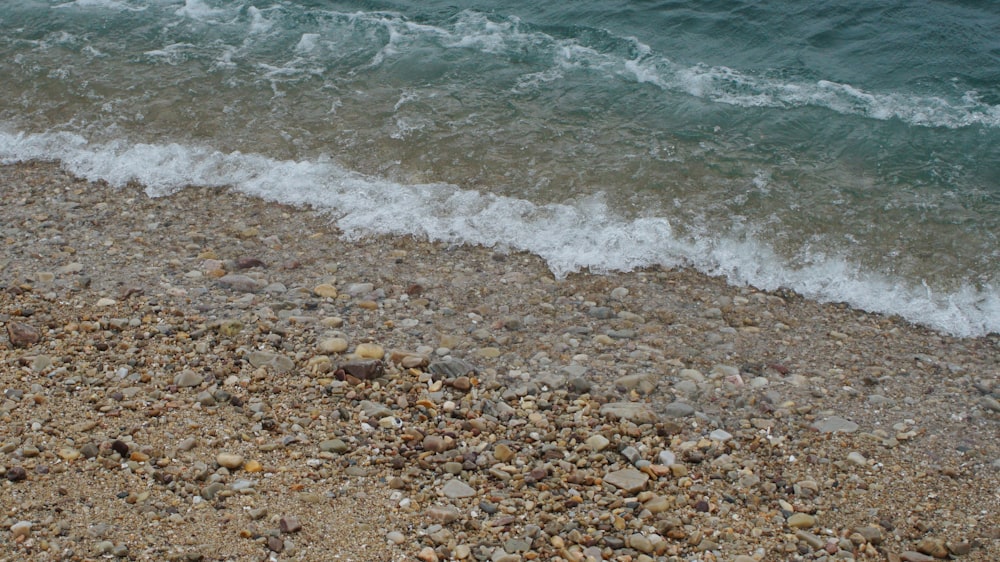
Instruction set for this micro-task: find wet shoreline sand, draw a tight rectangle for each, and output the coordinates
[1,161,997,561]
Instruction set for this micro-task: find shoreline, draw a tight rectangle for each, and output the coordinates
[1,160,998,561]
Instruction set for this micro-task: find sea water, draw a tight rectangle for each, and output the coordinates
[1,0,997,336]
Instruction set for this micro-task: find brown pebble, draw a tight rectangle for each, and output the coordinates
[279,516,302,534]
[7,322,40,347]
[267,536,284,552]
[235,257,266,269]
[111,440,129,457]
[6,466,27,482]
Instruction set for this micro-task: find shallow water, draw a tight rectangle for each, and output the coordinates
[1,0,998,336]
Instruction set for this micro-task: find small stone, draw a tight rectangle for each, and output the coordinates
[852,526,883,545]
[417,546,439,562]
[95,297,117,306]
[267,536,284,553]
[441,479,476,499]
[604,468,649,494]
[423,435,454,453]
[600,402,659,424]
[244,460,263,473]
[663,401,695,418]
[320,439,349,454]
[586,434,611,452]
[174,370,204,387]
[795,530,825,550]
[318,337,349,354]
[644,495,672,513]
[787,513,817,529]
[426,505,462,524]
[493,443,515,462]
[7,322,40,348]
[916,537,948,559]
[386,531,406,544]
[451,376,472,391]
[980,396,1000,412]
[709,429,733,442]
[218,274,262,293]
[216,452,244,470]
[111,440,130,457]
[946,541,971,556]
[354,343,385,360]
[628,533,653,553]
[217,320,243,337]
[847,451,868,466]
[658,450,676,465]
[10,521,31,539]
[900,552,937,562]
[248,351,295,373]
[57,447,81,461]
[280,516,302,533]
[6,466,27,482]
[313,284,338,298]
[813,416,859,434]
[338,360,384,380]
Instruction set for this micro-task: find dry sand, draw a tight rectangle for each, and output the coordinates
[0,161,997,561]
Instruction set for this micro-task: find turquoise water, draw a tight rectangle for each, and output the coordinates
[1,0,998,336]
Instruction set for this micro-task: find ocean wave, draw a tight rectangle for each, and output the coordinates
[34,1,998,129]
[1,128,996,337]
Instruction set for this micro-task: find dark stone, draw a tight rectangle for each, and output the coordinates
[336,360,384,381]
[7,322,40,347]
[428,358,478,379]
[279,516,302,533]
[111,440,130,457]
[6,466,27,482]
[235,257,266,269]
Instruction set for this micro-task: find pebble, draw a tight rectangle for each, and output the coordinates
[604,468,649,494]
[663,401,695,418]
[600,402,659,424]
[314,338,345,356]
[787,513,817,529]
[320,439,349,454]
[280,516,302,533]
[813,416,859,433]
[493,443,515,462]
[313,283,338,298]
[386,531,406,544]
[441,479,477,499]
[354,342,385,360]
[6,322,40,347]
[426,506,462,524]
[248,351,295,373]
[10,521,31,539]
[218,274,262,293]
[847,451,868,466]
[174,370,204,387]
[900,552,937,562]
[586,434,611,452]
[216,453,244,470]
[709,429,733,442]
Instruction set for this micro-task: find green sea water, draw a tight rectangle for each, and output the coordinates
[1,0,998,335]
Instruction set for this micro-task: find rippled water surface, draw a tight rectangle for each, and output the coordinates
[1,0,998,335]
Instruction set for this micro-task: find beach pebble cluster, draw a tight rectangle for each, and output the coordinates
[1,162,997,561]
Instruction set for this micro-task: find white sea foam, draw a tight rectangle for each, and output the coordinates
[53,0,147,11]
[1,129,996,337]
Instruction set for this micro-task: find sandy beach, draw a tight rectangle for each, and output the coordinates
[1,160,997,561]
